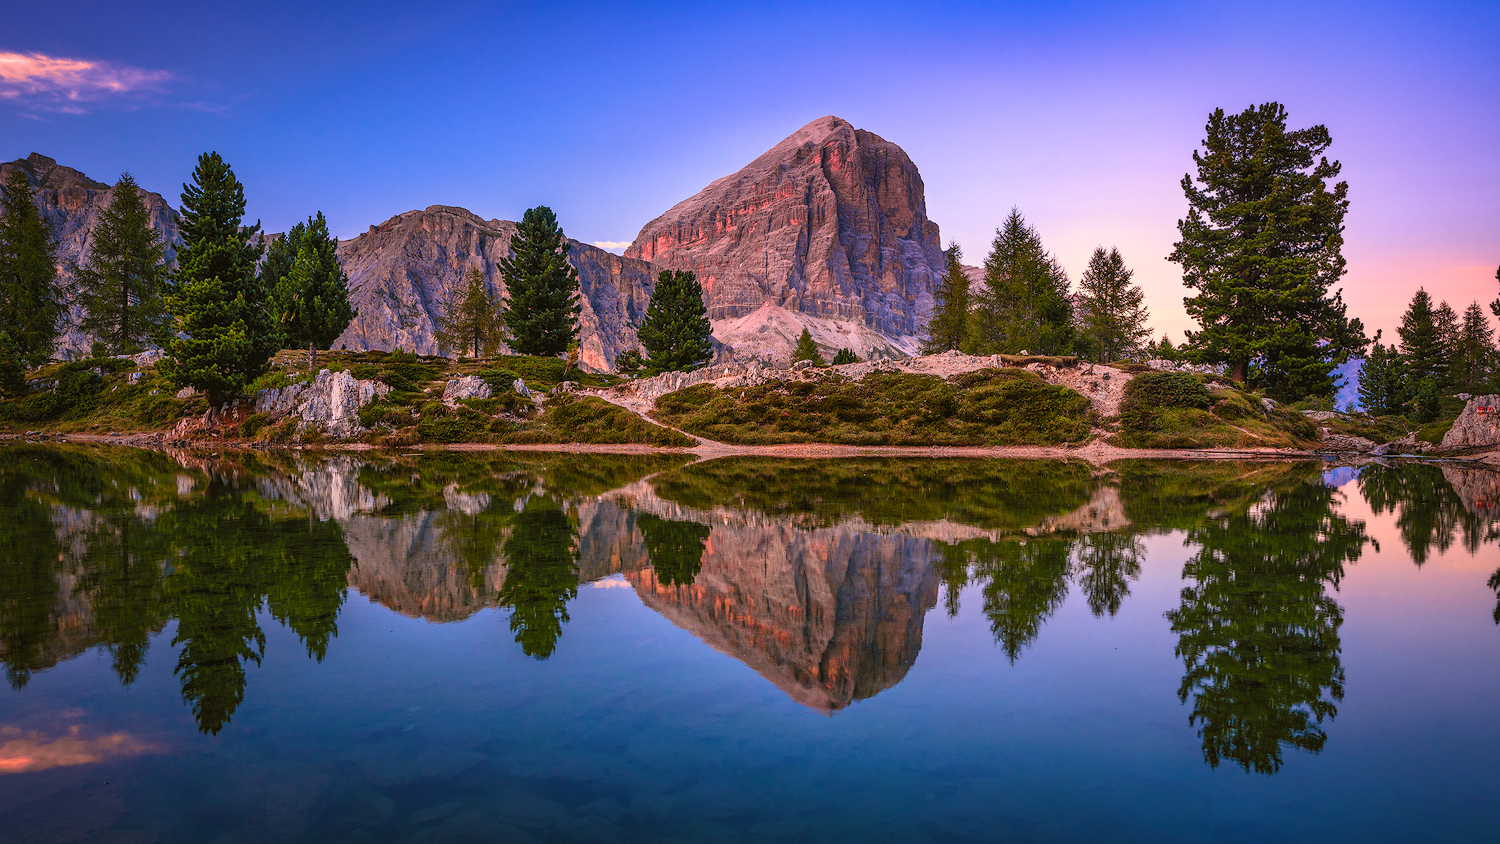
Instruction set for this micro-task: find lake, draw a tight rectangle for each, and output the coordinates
[2,446,1498,843]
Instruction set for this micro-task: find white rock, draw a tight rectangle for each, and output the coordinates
[513,378,531,398]
[442,375,492,403]
[1440,395,1500,450]
[175,387,196,399]
[253,369,391,439]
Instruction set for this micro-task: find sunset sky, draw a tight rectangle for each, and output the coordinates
[3,0,1495,342]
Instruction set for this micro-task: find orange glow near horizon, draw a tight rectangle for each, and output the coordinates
[0,724,165,774]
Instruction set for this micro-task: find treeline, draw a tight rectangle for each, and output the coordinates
[0,154,359,404]
[1359,287,1499,420]
[924,210,1152,365]
[930,102,1377,404]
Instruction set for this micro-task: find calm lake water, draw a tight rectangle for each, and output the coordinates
[2,446,1498,843]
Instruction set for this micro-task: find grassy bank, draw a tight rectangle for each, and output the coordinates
[651,368,1095,446]
[1107,372,1319,449]
[0,349,695,448]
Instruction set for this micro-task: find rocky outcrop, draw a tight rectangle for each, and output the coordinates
[331,206,659,372]
[1440,395,1500,451]
[441,375,492,403]
[626,116,945,363]
[1440,466,1500,520]
[254,369,391,438]
[0,154,180,359]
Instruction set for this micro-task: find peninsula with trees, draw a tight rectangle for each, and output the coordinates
[0,110,1496,459]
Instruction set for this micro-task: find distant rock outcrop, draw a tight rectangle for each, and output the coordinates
[626,116,945,362]
[0,153,180,358]
[332,206,659,372]
[1440,395,1500,451]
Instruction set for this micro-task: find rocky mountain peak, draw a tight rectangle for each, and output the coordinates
[625,116,944,362]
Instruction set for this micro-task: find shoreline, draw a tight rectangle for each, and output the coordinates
[7,431,1498,468]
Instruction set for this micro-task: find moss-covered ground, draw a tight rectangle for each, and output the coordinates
[651,368,1095,446]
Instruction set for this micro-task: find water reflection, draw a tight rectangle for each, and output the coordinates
[2,446,1498,772]
[1166,477,1369,774]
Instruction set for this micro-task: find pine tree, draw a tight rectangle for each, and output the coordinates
[1357,338,1406,416]
[1169,103,1366,399]
[972,208,1074,355]
[161,152,277,406]
[266,212,356,370]
[74,172,170,354]
[1451,302,1496,394]
[791,327,822,364]
[1492,264,1500,322]
[924,241,971,353]
[637,269,712,373]
[1076,246,1151,362]
[0,168,63,373]
[434,268,503,359]
[1397,288,1449,388]
[499,206,580,356]
[832,348,858,365]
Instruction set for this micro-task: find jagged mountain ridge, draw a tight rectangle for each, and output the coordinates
[9,115,945,366]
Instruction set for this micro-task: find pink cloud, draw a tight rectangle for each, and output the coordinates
[0,724,166,774]
[0,51,172,112]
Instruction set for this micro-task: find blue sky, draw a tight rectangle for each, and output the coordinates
[3,0,1496,339]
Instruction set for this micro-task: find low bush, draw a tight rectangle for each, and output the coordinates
[1111,372,1316,449]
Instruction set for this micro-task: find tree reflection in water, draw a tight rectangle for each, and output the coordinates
[637,515,710,587]
[497,496,580,659]
[1166,479,1370,774]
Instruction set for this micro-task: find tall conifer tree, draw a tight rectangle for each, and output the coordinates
[924,242,972,353]
[791,327,822,364]
[499,206,579,356]
[1076,246,1151,362]
[1397,289,1448,387]
[74,172,170,354]
[637,269,712,373]
[1169,103,1366,398]
[1451,302,1496,394]
[434,268,503,359]
[0,168,63,380]
[161,152,277,405]
[972,208,1074,355]
[1357,337,1405,416]
[265,212,356,370]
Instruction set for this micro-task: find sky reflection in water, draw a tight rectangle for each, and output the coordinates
[0,446,1497,843]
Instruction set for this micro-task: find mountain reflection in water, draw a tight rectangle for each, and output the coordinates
[1,446,1498,776]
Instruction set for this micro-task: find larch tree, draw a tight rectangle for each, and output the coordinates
[1450,302,1496,394]
[1076,246,1151,362]
[972,208,1074,355]
[0,167,64,387]
[434,268,504,359]
[924,241,972,354]
[499,206,580,356]
[266,212,356,370]
[791,327,822,364]
[1357,336,1405,416]
[1169,103,1366,399]
[161,152,277,406]
[637,269,713,373]
[74,172,170,355]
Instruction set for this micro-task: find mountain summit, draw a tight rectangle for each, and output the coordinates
[626,116,945,360]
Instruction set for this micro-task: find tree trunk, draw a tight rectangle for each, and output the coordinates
[1231,358,1248,384]
[308,339,316,372]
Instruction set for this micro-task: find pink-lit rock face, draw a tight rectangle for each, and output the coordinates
[333,206,659,372]
[625,116,945,355]
[0,153,180,359]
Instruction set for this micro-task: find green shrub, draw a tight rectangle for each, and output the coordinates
[358,400,414,428]
[503,394,694,446]
[476,366,520,393]
[417,403,491,443]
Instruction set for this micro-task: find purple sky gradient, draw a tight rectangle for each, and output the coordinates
[2,0,1495,342]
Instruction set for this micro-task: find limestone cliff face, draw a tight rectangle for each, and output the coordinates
[0,154,180,358]
[627,521,940,711]
[332,206,659,372]
[625,116,945,361]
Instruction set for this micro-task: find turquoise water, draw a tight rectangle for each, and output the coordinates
[1,447,1498,842]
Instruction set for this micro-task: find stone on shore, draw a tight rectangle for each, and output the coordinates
[254,369,391,438]
[1440,395,1500,450]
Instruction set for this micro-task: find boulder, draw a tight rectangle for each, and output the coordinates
[442,375,492,403]
[1440,395,1500,450]
[254,369,391,439]
[513,378,531,399]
